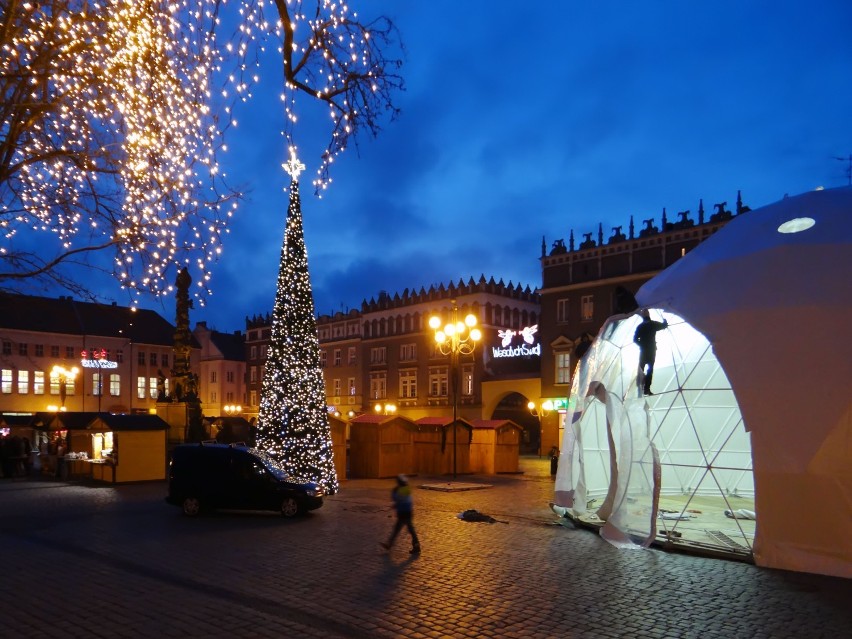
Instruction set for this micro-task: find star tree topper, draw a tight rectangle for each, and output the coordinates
[283,148,306,181]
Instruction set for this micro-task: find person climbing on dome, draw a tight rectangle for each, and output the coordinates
[633,309,668,396]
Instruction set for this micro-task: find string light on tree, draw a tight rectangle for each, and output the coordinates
[0,1,403,302]
[254,151,338,494]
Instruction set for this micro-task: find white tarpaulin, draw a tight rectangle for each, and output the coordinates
[638,186,852,577]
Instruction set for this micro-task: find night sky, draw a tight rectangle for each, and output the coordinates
[191,0,852,332]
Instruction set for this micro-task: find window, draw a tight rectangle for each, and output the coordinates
[226,391,234,403]
[51,345,60,358]
[332,378,341,396]
[19,343,27,356]
[149,352,157,366]
[400,370,417,399]
[556,352,571,385]
[333,349,342,366]
[65,378,76,396]
[348,347,356,365]
[250,390,257,406]
[110,374,120,396]
[556,298,570,324]
[2,341,10,356]
[370,347,386,365]
[462,366,474,396]
[250,367,257,383]
[320,350,328,367]
[161,353,169,367]
[50,371,61,395]
[348,377,356,396]
[137,377,146,399]
[226,371,234,383]
[18,370,29,394]
[3,369,14,393]
[35,344,44,357]
[138,351,146,366]
[581,295,594,321]
[210,371,218,383]
[92,373,102,396]
[429,368,448,397]
[66,346,74,359]
[210,391,217,403]
[116,349,124,364]
[33,371,45,394]
[260,345,267,359]
[370,373,386,400]
[250,345,258,359]
[400,343,417,362]
[149,377,157,399]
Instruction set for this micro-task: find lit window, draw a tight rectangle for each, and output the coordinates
[110,374,120,396]
[581,295,594,322]
[400,370,417,398]
[137,376,146,399]
[2,369,14,393]
[149,377,157,399]
[556,352,571,384]
[18,370,30,394]
[429,368,448,397]
[92,373,102,396]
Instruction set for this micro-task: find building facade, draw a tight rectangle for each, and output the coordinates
[243,277,543,440]
[192,322,246,417]
[0,293,186,415]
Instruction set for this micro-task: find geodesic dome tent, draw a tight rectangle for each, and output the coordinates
[554,186,852,578]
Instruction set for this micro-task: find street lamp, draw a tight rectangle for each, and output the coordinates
[223,404,242,415]
[429,300,481,479]
[374,403,396,415]
[52,365,79,411]
[528,399,554,457]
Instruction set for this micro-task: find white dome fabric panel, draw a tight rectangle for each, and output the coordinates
[637,187,852,578]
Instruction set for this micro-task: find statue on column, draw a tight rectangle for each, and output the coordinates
[172,267,194,402]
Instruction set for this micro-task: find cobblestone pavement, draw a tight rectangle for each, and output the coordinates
[1,457,849,638]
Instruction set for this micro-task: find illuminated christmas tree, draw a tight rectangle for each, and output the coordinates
[254,151,338,495]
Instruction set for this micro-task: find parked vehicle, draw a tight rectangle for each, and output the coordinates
[166,442,324,517]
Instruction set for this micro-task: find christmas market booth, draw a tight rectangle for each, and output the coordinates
[328,413,347,482]
[33,412,169,483]
[469,419,523,474]
[348,414,416,479]
[413,417,472,475]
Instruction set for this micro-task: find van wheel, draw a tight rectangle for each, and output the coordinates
[280,497,300,518]
[182,496,202,517]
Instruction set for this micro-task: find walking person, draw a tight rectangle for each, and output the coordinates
[381,474,421,554]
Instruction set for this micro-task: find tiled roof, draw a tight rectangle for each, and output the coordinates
[470,419,521,430]
[0,293,177,346]
[209,330,245,361]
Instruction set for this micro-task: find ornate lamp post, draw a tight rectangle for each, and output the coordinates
[52,365,79,411]
[223,404,242,416]
[528,399,554,457]
[374,403,397,415]
[429,300,481,479]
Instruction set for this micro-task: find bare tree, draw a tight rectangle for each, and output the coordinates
[0,0,403,302]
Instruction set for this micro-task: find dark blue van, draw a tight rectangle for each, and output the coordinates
[166,443,324,517]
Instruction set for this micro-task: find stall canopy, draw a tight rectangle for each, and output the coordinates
[555,186,851,578]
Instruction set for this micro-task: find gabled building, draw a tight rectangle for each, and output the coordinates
[192,321,246,417]
[0,293,186,415]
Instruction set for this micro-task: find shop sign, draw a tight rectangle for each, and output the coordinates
[80,348,118,369]
[492,325,541,358]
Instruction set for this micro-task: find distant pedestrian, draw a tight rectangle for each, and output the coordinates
[380,474,421,554]
[633,310,668,395]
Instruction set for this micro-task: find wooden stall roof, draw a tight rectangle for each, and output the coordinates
[0,414,36,427]
[88,414,170,431]
[470,419,523,431]
[349,414,417,427]
[32,411,109,430]
[414,416,474,431]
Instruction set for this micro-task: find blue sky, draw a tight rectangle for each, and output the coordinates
[191,0,852,332]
